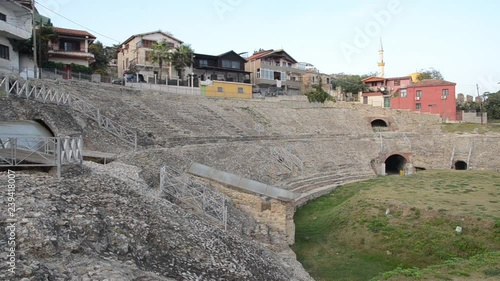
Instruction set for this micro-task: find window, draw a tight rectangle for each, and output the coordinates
[60,40,80,52]
[222,60,240,69]
[0,44,9,60]
[400,89,407,98]
[217,87,223,92]
[259,69,274,80]
[280,72,286,81]
[394,80,400,86]
[416,103,422,110]
[442,89,449,99]
[199,59,208,67]
[416,90,423,97]
[0,13,6,22]
[238,87,244,94]
[371,82,378,86]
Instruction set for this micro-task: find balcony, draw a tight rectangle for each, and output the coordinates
[254,78,302,89]
[0,20,31,40]
[259,60,305,74]
[48,49,95,63]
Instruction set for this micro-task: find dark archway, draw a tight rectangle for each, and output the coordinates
[371,119,388,128]
[33,119,55,136]
[385,154,407,174]
[454,161,468,170]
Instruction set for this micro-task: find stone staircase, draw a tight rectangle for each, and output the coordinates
[280,167,376,207]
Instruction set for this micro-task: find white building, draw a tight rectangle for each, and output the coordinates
[0,0,34,77]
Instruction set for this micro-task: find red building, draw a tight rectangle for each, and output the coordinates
[392,79,457,121]
[362,77,457,121]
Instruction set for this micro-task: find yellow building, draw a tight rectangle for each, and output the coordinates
[201,80,252,99]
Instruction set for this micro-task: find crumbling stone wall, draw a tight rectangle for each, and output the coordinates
[199,179,296,248]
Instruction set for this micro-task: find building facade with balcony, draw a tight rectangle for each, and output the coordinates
[0,0,33,74]
[117,31,183,81]
[47,27,96,68]
[193,50,250,84]
[245,49,305,96]
[361,76,413,108]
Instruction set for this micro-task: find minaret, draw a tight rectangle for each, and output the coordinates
[378,38,385,77]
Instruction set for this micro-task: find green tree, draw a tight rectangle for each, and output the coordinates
[89,41,110,74]
[171,44,194,80]
[332,74,369,96]
[149,39,174,82]
[416,68,444,80]
[305,78,334,103]
[484,90,500,120]
[10,25,57,67]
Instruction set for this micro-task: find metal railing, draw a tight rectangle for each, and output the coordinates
[0,75,137,149]
[377,132,412,152]
[270,146,304,174]
[159,165,228,230]
[0,135,83,178]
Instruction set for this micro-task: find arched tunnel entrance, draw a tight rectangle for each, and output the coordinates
[454,161,468,170]
[371,119,388,127]
[385,154,407,175]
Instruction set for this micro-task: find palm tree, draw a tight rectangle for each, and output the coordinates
[149,40,174,83]
[171,44,194,80]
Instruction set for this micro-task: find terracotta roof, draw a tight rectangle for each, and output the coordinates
[408,79,456,88]
[362,76,385,82]
[53,27,96,39]
[247,49,274,61]
[121,31,183,46]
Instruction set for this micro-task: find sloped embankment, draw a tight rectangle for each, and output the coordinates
[0,163,310,281]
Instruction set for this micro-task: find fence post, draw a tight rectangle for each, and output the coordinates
[96,109,101,126]
[134,133,137,151]
[4,77,9,93]
[56,136,62,179]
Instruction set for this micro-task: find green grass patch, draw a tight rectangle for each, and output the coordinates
[442,123,500,134]
[294,170,500,281]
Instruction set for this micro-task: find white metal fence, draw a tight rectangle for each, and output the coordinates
[0,75,137,149]
[159,165,228,230]
[129,82,201,96]
[0,135,83,177]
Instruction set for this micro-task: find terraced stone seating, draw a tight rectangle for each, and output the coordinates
[285,167,377,207]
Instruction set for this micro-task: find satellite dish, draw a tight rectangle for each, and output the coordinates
[380,87,386,92]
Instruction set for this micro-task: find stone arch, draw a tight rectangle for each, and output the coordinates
[371,119,388,128]
[454,160,468,170]
[33,119,55,136]
[385,154,407,174]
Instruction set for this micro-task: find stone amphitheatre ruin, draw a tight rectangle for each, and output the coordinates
[1,74,499,280]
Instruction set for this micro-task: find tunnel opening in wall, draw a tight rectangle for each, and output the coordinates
[371,119,388,131]
[385,154,407,175]
[454,160,468,170]
[33,119,55,136]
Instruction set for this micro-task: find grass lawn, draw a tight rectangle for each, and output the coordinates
[442,123,500,134]
[293,170,500,281]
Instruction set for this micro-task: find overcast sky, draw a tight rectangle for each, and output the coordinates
[36,0,500,95]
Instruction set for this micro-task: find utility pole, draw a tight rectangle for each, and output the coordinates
[476,84,483,125]
[31,0,38,79]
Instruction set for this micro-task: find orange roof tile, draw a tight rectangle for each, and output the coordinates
[53,27,96,39]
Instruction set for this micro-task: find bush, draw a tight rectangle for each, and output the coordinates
[305,79,334,104]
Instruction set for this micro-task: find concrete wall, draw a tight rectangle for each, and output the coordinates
[0,37,20,72]
[201,81,252,99]
[460,111,487,123]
